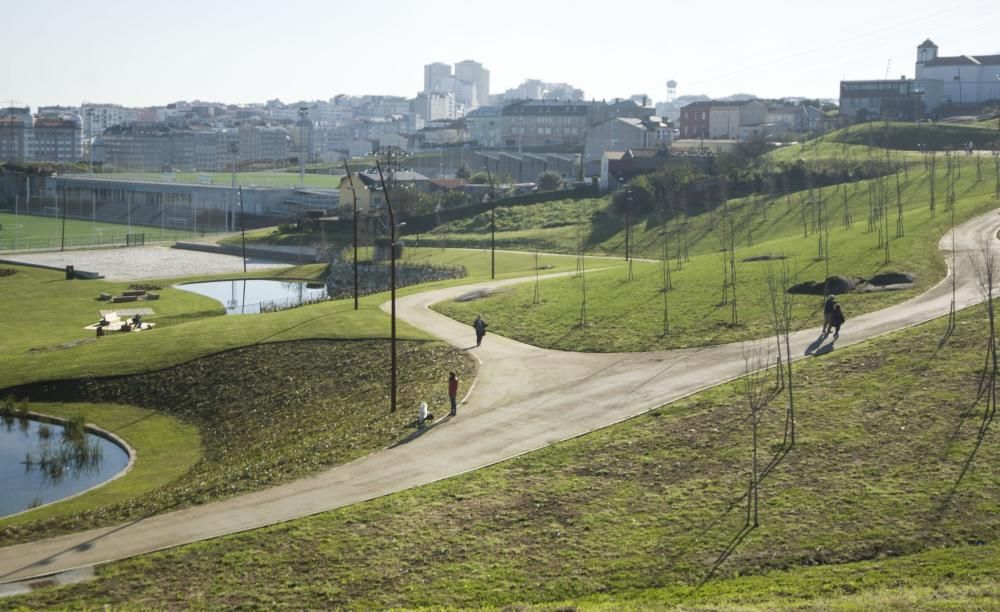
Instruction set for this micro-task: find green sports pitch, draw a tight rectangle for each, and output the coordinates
[0,212,204,251]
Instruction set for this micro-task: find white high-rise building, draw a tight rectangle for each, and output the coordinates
[455,60,490,107]
[424,62,453,93]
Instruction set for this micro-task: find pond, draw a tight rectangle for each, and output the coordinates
[0,417,131,518]
[177,279,329,314]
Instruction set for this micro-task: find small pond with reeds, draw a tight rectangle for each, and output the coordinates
[1,415,130,517]
[177,279,328,314]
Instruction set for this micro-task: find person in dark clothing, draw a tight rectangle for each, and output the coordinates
[831,303,846,338]
[448,371,459,417]
[473,314,488,347]
[822,295,837,334]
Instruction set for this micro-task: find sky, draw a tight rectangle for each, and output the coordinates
[2,0,999,110]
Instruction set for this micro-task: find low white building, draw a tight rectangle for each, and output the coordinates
[915,39,1000,105]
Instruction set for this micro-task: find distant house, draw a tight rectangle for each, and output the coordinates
[679,99,769,140]
[708,100,767,139]
[583,116,672,163]
[465,106,504,146]
[839,78,942,122]
[338,173,384,216]
[679,101,711,139]
[598,148,713,191]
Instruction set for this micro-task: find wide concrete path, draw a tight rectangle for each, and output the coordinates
[1,210,999,585]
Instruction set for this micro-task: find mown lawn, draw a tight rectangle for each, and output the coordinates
[0,247,588,390]
[8,292,999,609]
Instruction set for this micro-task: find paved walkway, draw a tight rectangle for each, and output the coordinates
[1,210,998,585]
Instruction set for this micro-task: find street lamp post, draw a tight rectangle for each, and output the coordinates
[484,164,497,279]
[375,161,398,413]
[343,160,360,310]
[238,186,247,274]
[227,141,239,233]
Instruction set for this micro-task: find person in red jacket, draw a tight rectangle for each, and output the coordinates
[448,371,459,417]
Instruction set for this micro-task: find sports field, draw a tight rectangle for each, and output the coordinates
[0,212,204,251]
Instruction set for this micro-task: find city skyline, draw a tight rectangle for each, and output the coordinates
[2,0,999,111]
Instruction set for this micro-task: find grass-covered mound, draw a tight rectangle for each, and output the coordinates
[831,121,1000,151]
[0,339,476,544]
[9,305,999,609]
[435,153,999,351]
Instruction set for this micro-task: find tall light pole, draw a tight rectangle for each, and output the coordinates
[626,187,634,280]
[238,186,247,274]
[228,140,239,233]
[484,164,497,279]
[298,106,309,188]
[375,160,397,413]
[343,159,359,310]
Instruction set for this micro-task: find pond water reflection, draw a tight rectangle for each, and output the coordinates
[177,279,328,314]
[0,416,130,517]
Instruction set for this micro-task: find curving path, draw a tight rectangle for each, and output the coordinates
[1,210,999,586]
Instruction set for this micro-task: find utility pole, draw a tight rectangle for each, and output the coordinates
[239,186,247,274]
[485,164,497,279]
[343,159,359,310]
[228,140,239,233]
[376,161,398,413]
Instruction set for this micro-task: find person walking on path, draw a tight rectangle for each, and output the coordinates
[822,295,837,334]
[831,303,846,338]
[448,371,459,417]
[473,314,488,347]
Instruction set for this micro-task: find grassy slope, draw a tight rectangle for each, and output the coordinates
[8,295,999,609]
[1,339,477,545]
[0,250,579,534]
[435,157,999,351]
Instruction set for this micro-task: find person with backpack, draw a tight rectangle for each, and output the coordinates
[822,295,837,334]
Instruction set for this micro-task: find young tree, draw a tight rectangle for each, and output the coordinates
[971,236,999,424]
[741,341,772,528]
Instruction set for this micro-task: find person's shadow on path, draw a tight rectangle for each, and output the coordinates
[804,333,827,355]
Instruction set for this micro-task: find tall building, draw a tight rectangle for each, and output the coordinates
[424,62,453,93]
[455,60,490,107]
[0,107,33,162]
[32,115,83,163]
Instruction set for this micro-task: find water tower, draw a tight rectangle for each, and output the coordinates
[666,80,678,101]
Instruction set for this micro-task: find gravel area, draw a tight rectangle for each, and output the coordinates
[3,246,292,281]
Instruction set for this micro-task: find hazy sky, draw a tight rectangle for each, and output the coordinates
[3,0,999,110]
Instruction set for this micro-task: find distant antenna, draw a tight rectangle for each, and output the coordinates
[884,59,892,81]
